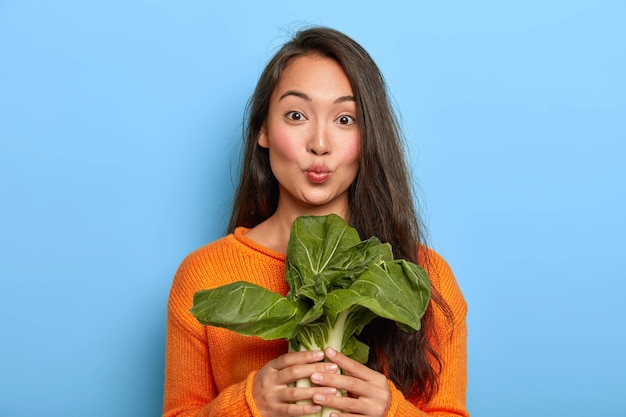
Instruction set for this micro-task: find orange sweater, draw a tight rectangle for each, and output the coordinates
[163,227,469,417]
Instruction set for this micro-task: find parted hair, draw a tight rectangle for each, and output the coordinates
[228,26,452,402]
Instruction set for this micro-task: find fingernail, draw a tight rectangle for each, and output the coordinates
[323,387,337,395]
[313,393,326,404]
[325,347,337,357]
[325,363,338,372]
[311,405,322,412]
[311,373,323,382]
[312,350,324,360]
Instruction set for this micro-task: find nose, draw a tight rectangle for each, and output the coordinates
[307,123,330,155]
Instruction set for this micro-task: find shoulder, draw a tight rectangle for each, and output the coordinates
[168,235,235,305]
[169,227,287,305]
[172,231,256,295]
[170,233,247,302]
[167,233,249,333]
[175,234,235,277]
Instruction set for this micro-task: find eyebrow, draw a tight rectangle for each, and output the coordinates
[278,90,355,104]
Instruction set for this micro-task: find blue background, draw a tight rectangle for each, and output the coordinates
[1,1,624,416]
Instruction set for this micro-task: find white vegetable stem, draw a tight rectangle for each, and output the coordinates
[295,310,350,417]
[326,310,348,353]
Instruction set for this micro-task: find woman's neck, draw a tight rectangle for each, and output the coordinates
[244,204,350,255]
[246,212,292,254]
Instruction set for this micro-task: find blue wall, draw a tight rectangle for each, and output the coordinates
[1,1,624,416]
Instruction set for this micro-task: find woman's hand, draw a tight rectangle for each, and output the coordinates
[310,348,391,417]
[252,349,340,417]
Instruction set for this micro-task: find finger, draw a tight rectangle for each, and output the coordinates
[284,402,323,416]
[269,350,324,371]
[310,371,365,395]
[324,347,380,381]
[310,367,389,399]
[312,391,365,416]
[277,386,338,404]
[276,361,339,386]
[312,391,389,417]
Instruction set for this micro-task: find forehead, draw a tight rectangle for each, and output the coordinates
[274,54,354,97]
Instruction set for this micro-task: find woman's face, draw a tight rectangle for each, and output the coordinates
[258,54,360,217]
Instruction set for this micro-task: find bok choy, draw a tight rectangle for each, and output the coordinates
[190,214,431,415]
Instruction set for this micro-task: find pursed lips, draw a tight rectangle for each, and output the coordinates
[305,164,331,183]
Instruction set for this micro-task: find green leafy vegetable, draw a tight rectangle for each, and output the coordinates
[190,214,431,416]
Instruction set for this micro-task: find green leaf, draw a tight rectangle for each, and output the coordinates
[189,214,432,371]
[285,214,361,298]
[324,260,431,333]
[190,281,303,340]
[294,320,330,351]
[285,215,392,324]
[340,307,378,363]
[342,333,371,363]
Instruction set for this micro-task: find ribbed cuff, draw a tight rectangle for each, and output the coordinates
[245,370,263,417]
[386,379,401,416]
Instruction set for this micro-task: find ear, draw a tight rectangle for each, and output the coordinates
[257,124,269,148]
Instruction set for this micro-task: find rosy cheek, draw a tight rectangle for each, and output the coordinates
[351,141,361,161]
[342,134,361,162]
[267,125,300,159]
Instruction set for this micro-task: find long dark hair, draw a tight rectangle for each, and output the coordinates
[228,27,452,402]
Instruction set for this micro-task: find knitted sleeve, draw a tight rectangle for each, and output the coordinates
[386,249,469,417]
[162,248,263,417]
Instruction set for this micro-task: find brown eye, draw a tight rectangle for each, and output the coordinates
[337,115,355,125]
[286,111,305,121]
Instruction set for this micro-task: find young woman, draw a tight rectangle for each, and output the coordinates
[163,27,468,417]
